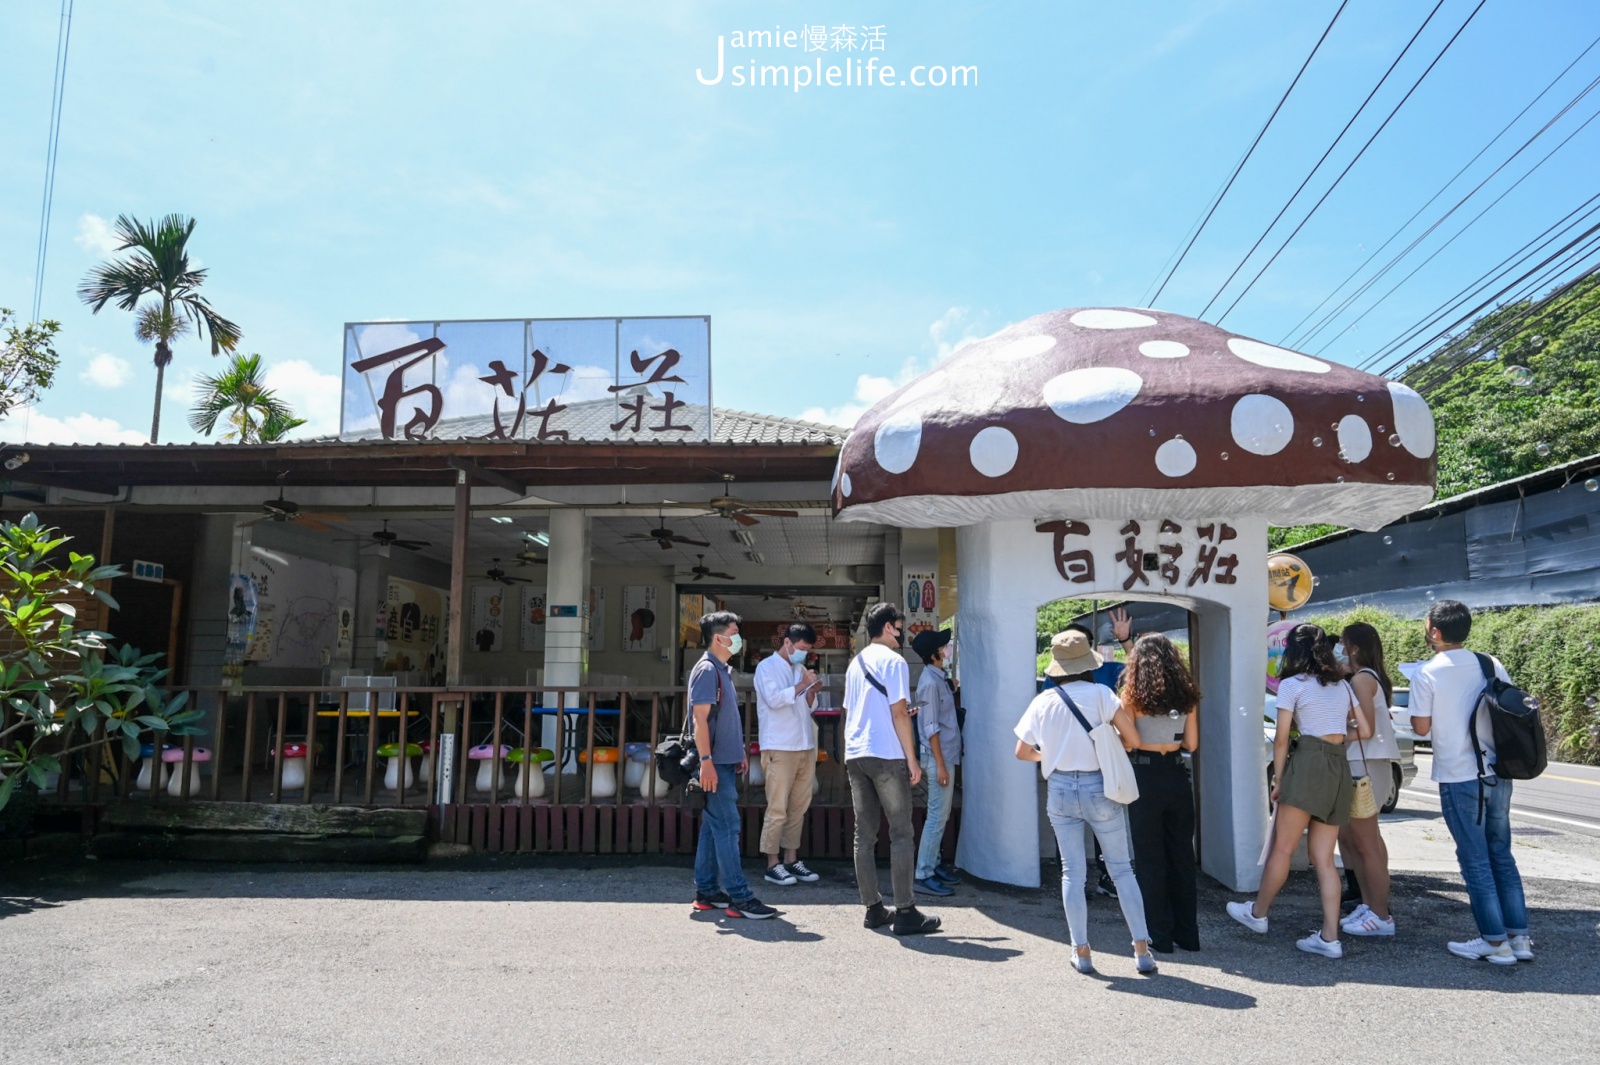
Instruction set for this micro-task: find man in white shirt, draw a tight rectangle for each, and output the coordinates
[1410,599,1532,966]
[754,622,822,886]
[843,603,940,936]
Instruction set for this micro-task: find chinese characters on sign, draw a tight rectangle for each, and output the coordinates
[1038,519,1240,593]
[341,317,711,443]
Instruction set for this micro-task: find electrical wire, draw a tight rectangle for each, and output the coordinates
[1195,0,1448,320]
[1210,0,1488,326]
[1280,31,1600,349]
[1145,0,1351,307]
[30,0,75,324]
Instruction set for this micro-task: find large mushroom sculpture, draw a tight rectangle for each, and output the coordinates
[833,308,1436,890]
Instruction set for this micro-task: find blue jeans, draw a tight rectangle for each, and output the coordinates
[694,764,751,904]
[1045,770,1149,948]
[1439,778,1529,940]
[916,751,954,880]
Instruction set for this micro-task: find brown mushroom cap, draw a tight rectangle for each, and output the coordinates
[832,308,1435,530]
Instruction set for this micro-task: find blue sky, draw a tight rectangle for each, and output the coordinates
[1,0,1596,443]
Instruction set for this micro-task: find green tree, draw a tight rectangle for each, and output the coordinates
[0,513,200,812]
[189,353,305,443]
[77,214,241,444]
[0,307,61,419]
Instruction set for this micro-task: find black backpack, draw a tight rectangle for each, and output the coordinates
[1470,652,1547,782]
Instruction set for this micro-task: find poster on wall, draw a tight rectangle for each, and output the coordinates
[471,585,507,652]
[622,585,658,652]
[223,572,258,686]
[519,585,548,652]
[384,577,447,677]
[587,585,607,653]
[905,571,938,637]
[243,548,357,670]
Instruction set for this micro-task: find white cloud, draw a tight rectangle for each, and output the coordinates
[262,359,342,438]
[74,213,121,258]
[80,352,134,388]
[800,372,906,427]
[0,408,147,445]
[928,306,988,361]
[801,308,997,427]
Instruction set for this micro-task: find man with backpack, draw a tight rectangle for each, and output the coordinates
[1410,600,1538,965]
[843,603,941,935]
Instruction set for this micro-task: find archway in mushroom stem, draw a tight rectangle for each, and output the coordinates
[955,516,1269,891]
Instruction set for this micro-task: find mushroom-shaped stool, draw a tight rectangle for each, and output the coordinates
[134,743,170,792]
[746,742,765,787]
[377,742,422,793]
[415,739,434,787]
[272,742,312,792]
[467,744,511,795]
[621,742,669,798]
[833,307,1436,891]
[577,746,620,799]
[162,747,210,797]
[508,747,554,799]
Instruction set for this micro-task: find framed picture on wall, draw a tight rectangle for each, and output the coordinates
[520,585,547,652]
[587,585,606,653]
[470,585,506,653]
[622,585,658,652]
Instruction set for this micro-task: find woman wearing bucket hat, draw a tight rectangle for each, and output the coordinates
[911,628,961,895]
[1015,629,1155,975]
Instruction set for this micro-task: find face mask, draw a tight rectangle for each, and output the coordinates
[724,633,743,656]
[787,649,808,665]
[1332,644,1350,668]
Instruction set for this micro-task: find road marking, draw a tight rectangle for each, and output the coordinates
[1399,787,1600,832]
[1541,773,1600,788]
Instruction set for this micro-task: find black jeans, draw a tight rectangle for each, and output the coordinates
[846,756,915,910]
[1128,756,1199,950]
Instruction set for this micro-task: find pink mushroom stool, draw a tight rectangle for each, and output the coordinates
[161,747,211,797]
[467,744,511,794]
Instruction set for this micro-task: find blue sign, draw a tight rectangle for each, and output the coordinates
[131,559,165,583]
[549,604,579,618]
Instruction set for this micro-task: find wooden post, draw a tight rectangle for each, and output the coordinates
[447,470,470,687]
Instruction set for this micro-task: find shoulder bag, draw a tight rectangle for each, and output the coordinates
[1053,686,1139,804]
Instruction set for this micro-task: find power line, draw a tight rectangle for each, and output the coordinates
[1281,31,1600,349]
[1211,0,1488,326]
[30,0,75,324]
[1145,0,1351,307]
[1195,0,1448,320]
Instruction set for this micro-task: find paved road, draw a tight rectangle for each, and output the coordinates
[1407,755,1600,835]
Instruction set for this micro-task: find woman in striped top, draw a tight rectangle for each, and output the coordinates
[1227,624,1372,959]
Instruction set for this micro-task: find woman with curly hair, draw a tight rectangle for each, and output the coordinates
[1120,633,1202,953]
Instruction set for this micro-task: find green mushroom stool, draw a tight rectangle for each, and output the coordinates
[508,747,555,799]
[377,742,423,793]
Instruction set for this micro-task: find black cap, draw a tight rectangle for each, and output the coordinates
[910,628,952,662]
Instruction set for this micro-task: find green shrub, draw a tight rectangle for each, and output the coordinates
[1301,604,1600,766]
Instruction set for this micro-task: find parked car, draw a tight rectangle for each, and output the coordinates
[1263,693,1417,813]
[1390,687,1423,747]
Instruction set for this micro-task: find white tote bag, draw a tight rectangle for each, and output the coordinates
[1053,687,1140,804]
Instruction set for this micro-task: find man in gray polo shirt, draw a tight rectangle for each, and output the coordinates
[689,611,777,920]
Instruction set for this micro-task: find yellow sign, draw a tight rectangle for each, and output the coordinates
[1267,552,1314,612]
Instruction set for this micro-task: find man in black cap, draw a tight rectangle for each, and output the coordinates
[911,628,962,895]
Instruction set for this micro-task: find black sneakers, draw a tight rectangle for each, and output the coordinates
[727,897,778,920]
[863,902,893,929]
[787,860,821,883]
[892,906,942,936]
[692,891,732,912]
[764,864,798,886]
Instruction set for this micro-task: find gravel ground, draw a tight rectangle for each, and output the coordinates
[3,852,1598,1065]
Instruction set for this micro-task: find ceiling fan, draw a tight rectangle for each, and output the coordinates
[484,560,537,585]
[677,554,737,582]
[511,551,548,566]
[623,511,710,551]
[240,486,347,533]
[367,519,430,552]
[708,473,800,526]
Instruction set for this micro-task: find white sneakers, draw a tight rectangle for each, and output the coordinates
[1510,934,1535,961]
[1226,900,1269,934]
[1341,904,1397,937]
[1447,937,1518,965]
[1296,931,1344,958]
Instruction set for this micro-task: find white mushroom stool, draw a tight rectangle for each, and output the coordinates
[746,742,765,787]
[134,743,170,792]
[578,747,620,799]
[509,747,553,799]
[273,742,312,792]
[163,747,210,797]
[378,742,421,793]
[468,744,511,795]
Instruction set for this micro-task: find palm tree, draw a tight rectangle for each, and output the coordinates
[189,353,304,443]
[77,214,241,443]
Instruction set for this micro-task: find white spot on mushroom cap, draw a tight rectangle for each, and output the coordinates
[873,411,922,474]
[1227,337,1331,374]
[841,471,853,498]
[1155,437,1197,478]
[1138,340,1189,359]
[1230,394,1294,455]
[1043,367,1143,424]
[990,335,1057,362]
[969,426,1018,478]
[1387,381,1435,458]
[1069,309,1157,330]
[1338,415,1372,463]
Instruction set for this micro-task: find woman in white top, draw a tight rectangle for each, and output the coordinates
[1015,629,1156,976]
[1227,624,1371,959]
[1336,622,1401,937]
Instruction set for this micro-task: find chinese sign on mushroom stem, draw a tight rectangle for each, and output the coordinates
[341,316,712,442]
